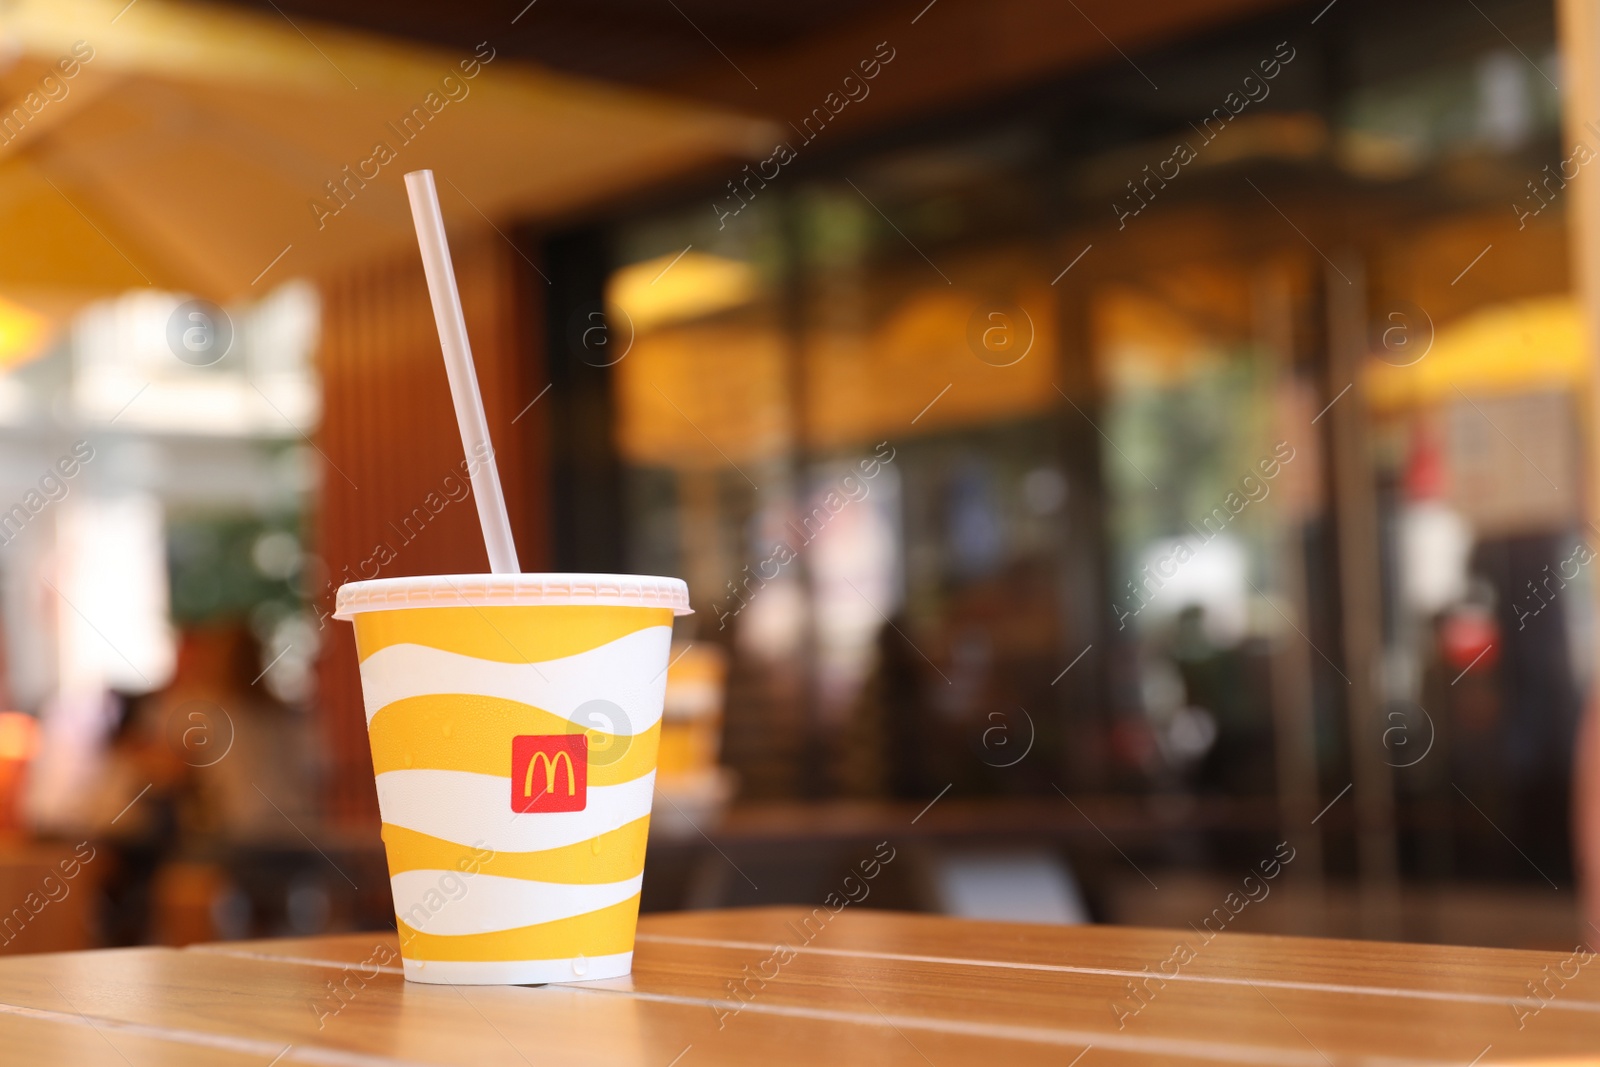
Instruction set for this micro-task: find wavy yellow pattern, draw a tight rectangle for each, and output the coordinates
[368,694,660,786]
[353,604,673,664]
[397,894,642,961]
[381,817,651,884]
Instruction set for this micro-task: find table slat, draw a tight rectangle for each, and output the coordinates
[0,908,1594,1066]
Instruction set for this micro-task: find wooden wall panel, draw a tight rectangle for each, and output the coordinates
[314,231,548,827]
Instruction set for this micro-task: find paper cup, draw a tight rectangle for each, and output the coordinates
[335,573,690,985]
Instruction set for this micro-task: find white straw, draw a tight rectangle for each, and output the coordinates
[403,169,521,574]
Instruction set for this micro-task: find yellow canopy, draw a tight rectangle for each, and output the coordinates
[1364,296,1589,412]
[0,0,772,310]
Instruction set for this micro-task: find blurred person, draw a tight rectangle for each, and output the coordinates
[151,625,318,841]
[1156,604,1269,796]
[717,607,811,801]
[844,560,1063,799]
[1472,536,1581,881]
[1411,601,1499,881]
[841,607,940,798]
[1580,690,1600,929]
[164,627,326,934]
[84,690,188,946]
[1428,600,1504,795]
[74,626,323,943]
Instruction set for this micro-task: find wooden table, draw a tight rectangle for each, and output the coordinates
[0,907,1595,1065]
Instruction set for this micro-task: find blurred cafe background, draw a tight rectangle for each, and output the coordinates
[0,0,1596,953]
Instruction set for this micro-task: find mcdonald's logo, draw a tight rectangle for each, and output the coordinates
[510,734,587,813]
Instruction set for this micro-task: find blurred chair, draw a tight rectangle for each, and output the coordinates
[925,848,1090,925]
[0,841,103,955]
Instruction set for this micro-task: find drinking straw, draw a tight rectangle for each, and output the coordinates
[403,169,521,574]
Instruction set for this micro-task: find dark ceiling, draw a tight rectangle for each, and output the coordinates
[234,0,906,89]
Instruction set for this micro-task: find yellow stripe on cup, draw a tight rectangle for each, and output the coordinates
[368,694,661,786]
[397,894,642,962]
[353,604,673,664]
[380,817,651,884]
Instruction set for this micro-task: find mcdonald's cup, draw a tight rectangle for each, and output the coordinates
[335,573,690,984]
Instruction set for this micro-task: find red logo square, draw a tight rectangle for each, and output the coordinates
[512,734,588,812]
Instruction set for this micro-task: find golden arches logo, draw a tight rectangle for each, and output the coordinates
[526,749,577,797]
[511,734,587,812]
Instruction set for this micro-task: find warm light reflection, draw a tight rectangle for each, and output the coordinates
[0,712,39,762]
[0,295,50,368]
[608,250,757,333]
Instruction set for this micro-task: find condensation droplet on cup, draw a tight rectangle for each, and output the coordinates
[572,954,588,977]
[591,836,603,855]
[442,721,454,738]
[403,752,414,768]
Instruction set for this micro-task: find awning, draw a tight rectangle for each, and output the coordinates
[0,0,772,311]
[1364,296,1588,413]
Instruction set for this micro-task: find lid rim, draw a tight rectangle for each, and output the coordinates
[332,572,692,619]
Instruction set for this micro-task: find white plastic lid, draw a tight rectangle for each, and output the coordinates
[333,572,692,619]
